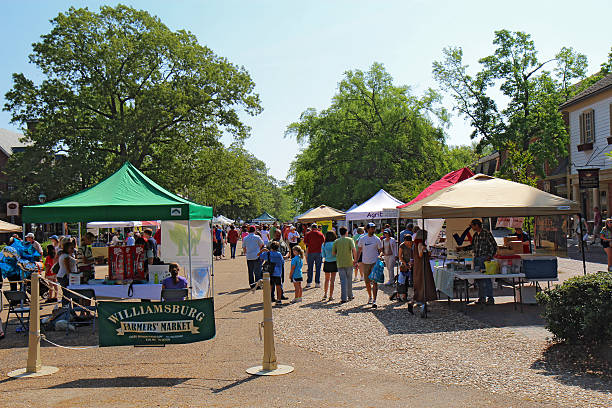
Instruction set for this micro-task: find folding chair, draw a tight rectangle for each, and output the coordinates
[63,288,97,334]
[3,290,30,334]
[161,288,188,302]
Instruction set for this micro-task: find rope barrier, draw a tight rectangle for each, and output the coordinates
[40,334,99,350]
[39,277,97,304]
[38,278,98,317]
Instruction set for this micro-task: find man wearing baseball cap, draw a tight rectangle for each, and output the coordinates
[355,222,383,307]
[25,232,43,260]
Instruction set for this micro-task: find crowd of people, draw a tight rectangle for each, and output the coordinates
[219,220,438,316]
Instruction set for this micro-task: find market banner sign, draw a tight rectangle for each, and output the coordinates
[317,220,332,234]
[97,298,215,347]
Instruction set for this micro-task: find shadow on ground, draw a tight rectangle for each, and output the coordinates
[47,376,193,388]
[530,342,612,393]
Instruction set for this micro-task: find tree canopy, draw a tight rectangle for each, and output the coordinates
[2,4,296,219]
[432,30,589,182]
[287,63,471,211]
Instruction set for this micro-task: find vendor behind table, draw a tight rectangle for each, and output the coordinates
[457,219,497,305]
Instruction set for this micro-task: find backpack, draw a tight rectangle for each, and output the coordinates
[262,252,275,275]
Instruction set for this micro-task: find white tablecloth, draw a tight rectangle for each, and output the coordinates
[433,266,455,298]
[68,283,163,300]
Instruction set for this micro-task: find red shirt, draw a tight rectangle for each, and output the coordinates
[227,229,239,244]
[304,230,325,253]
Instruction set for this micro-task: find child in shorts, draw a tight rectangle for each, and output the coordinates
[290,246,304,303]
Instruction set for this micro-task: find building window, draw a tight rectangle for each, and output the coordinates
[579,109,595,144]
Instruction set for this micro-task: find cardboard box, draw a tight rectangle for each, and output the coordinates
[515,286,538,304]
[134,245,146,280]
[148,265,170,284]
[509,241,524,253]
[108,246,125,280]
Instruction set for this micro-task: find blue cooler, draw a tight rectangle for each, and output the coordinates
[520,255,557,279]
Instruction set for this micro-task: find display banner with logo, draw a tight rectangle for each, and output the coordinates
[161,220,212,299]
[317,220,332,234]
[97,298,215,347]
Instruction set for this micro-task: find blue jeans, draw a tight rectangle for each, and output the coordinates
[337,266,353,301]
[474,256,493,299]
[306,252,322,284]
[247,259,262,287]
[230,243,237,258]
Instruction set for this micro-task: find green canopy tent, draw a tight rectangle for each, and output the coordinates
[23,162,213,297]
[251,212,276,224]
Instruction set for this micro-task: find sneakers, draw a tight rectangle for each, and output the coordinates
[367,297,373,304]
[315,283,321,288]
[486,297,495,305]
[371,300,377,309]
[328,296,334,301]
[305,283,312,288]
[321,295,327,301]
[348,296,354,301]
[475,298,486,305]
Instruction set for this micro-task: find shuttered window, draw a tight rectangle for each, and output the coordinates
[579,109,595,144]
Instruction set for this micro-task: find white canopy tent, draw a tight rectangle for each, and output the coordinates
[345,189,404,221]
[212,215,235,225]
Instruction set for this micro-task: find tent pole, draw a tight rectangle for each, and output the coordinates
[422,217,427,318]
[578,214,587,275]
[187,220,193,299]
[78,223,82,249]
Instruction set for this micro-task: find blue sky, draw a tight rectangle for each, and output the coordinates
[1,0,611,180]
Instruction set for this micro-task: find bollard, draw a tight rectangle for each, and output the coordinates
[246,272,294,376]
[7,272,58,378]
[26,272,42,372]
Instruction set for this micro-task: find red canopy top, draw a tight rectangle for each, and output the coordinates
[398,167,474,208]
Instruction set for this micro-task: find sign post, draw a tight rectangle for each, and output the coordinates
[246,272,294,376]
[7,272,59,378]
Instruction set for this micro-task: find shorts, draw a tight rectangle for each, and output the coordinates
[361,263,375,284]
[270,276,282,286]
[603,241,610,248]
[291,277,303,282]
[323,261,337,273]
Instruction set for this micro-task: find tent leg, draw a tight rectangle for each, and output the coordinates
[78,223,82,248]
[421,218,427,318]
[22,223,26,238]
[578,214,587,275]
[187,220,193,299]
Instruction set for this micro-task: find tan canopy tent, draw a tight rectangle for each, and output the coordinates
[0,220,22,233]
[398,174,580,219]
[298,205,345,222]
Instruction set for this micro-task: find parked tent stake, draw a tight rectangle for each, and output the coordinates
[7,273,58,378]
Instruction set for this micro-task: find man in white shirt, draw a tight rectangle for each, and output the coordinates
[355,222,383,308]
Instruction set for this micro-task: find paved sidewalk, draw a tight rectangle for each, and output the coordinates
[0,246,555,408]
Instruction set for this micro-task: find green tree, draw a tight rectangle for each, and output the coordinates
[287,62,453,210]
[4,5,261,204]
[432,30,588,181]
